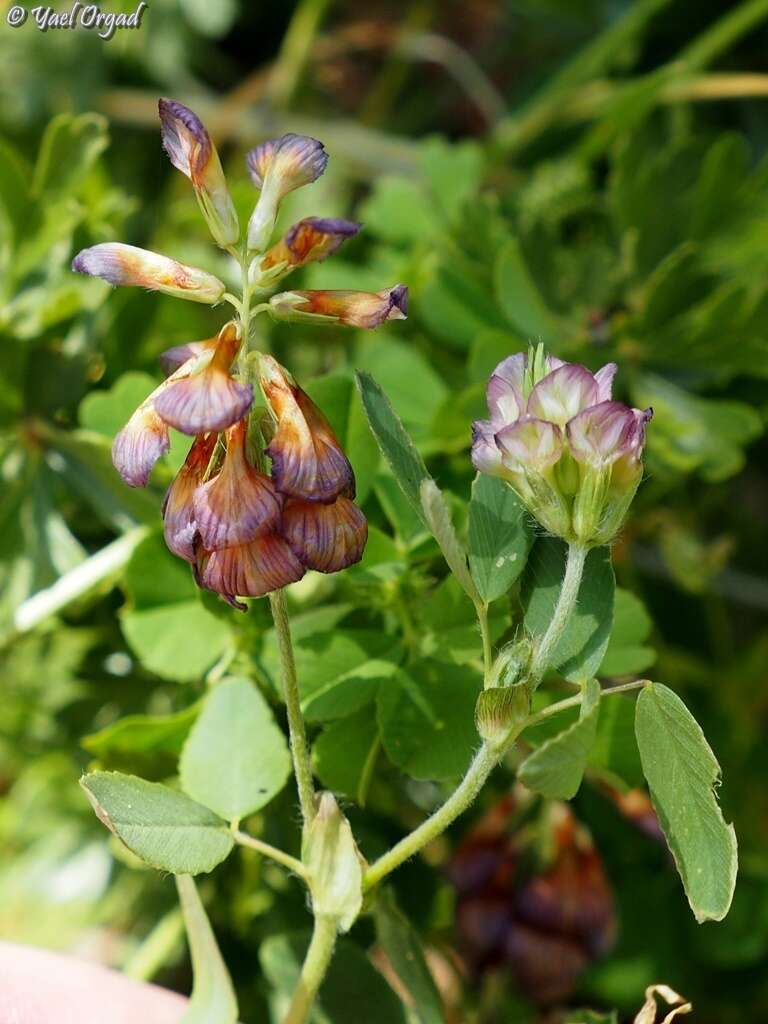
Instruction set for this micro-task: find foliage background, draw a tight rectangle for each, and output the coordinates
[1,0,767,1020]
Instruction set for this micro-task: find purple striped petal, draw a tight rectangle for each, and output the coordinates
[246,133,328,195]
[112,405,170,487]
[159,338,218,376]
[527,364,600,426]
[162,433,218,562]
[262,217,361,270]
[199,533,306,608]
[71,244,225,304]
[281,496,367,573]
[471,420,505,477]
[566,401,639,466]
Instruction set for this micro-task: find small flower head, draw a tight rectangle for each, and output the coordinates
[261,217,361,272]
[158,99,239,247]
[281,496,367,573]
[72,243,225,305]
[112,403,170,488]
[193,419,282,550]
[259,355,354,503]
[246,134,328,253]
[472,346,650,545]
[162,432,218,562]
[153,321,253,435]
[269,285,408,329]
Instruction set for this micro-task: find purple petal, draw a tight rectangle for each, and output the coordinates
[71,243,225,304]
[154,370,252,435]
[158,98,211,180]
[112,406,170,487]
[471,420,505,477]
[496,417,563,471]
[159,339,217,376]
[162,433,218,562]
[246,133,328,194]
[566,401,638,466]
[527,364,600,426]
[594,363,618,403]
[281,496,368,573]
[199,533,306,603]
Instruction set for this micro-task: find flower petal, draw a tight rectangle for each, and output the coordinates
[471,420,505,477]
[199,533,305,606]
[193,420,281,550]
[72,243,225,304]
[261,217,361,270]
[158,98,211,182]
[527,364,600,426]
[154,322,252,434]
[112,405,170,487]
[246,133,328,195]
[162,433,218,562]
[159,338,218,376]
[594,362,618,403]
[496,417,563,471]
[566,400,639,467]
[260,355,354,502]
[281,496,367,573]
[269,285,408,328]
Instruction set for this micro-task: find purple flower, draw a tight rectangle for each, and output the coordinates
[281,496,367,573]
[246,134,328,194]
[472,347,651,545]
[72,243,225,304]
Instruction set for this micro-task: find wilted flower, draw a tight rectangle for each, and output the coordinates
[162,432,218,562]
[472,346,651,545]
[260,217,361,273]
[246,133,328,252]
[449,797,616,1006]
[269,285,408,329]
[72,243,226,304]
[158,98,239,248]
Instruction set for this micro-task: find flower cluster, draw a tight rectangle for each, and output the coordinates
[72,99,408,608]
[472,346,651,545]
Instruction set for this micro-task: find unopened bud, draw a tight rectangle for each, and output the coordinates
[303,792,365,932]
[476,684,530,749]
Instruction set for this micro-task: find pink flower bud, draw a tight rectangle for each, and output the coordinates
[281,496,367,573]
[261,217,361,272]
[162,433,218,562]
[193,419,282,551]
[197,533,305,610]
[496,417,564,473]
[269,285,408,329]
[72,243,225,304]
[259,355,354,503]
[153,322,252,435]
[158,99,239,247]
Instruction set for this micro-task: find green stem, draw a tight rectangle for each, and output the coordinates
[269,589,316,825]
[524,678,649,728]
[363,742,499,891]
[282,914,338,1024]
[528,542,588,687]
[476,601,493,681]
[233,829,308,879]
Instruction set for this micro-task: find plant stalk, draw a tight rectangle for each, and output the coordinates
[282,914,338,1024]
[269,589,316,825]
[528,542,588,686]
[233,829,308,879]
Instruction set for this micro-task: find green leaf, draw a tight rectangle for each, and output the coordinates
[588,693,644,788]
[468,474,533,601]
[180,678,291,820]
[378,661,481,781]
[600,588,656,676]
[81,771,234,874]
[32,112,109,198]
[420,263,505,351]
[79,372,159,439]
[522,540,615,681]
[175,875,238,1024]
[82,704,201,779]
[420,479,480,604]
[356,371,429,523]
[260,932,407,1024]
[494,238,560,342]
[373,890,445,1024]
[634,683,738,922]
[313,706,380,803]
[519,678,601,799]
[121,602,232,683]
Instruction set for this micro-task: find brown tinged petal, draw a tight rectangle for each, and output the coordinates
[112,404,170,488]
[269,285,408,328]
[259,354,354,502]
[162,433,218,562]
[154,322,252,435]
[71,243,225,304]
[193,419,281,550]
[198,533,305,610]
[281,496,367,573]
[261,217,361,271]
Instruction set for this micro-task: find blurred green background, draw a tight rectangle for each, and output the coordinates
[1,0,768,1020]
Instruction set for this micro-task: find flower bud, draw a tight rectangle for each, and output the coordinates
[472,347,650,546]
[153,321,253,435]
[246,133,328,253]
[72,243,226,304]
[268,285,408,329]
[475,685,530,749]
[259,354,355,503]
[158,99,239,248]
[260,217,360,275]
[303,792,364,932]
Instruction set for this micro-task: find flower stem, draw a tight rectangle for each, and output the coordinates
[269,589,316,825]
[282,914,338,1024]
[233,829,308,879]
[528,541,588,686]
[476,600,493,681]
[363,742,499,891]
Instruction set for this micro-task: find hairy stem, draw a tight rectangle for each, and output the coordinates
[363,742,499,890]
[233,829,308,879]
[282,914,338,1024]
[269,589,316,825]
[476,601,493,681]
[528,541,588,686]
